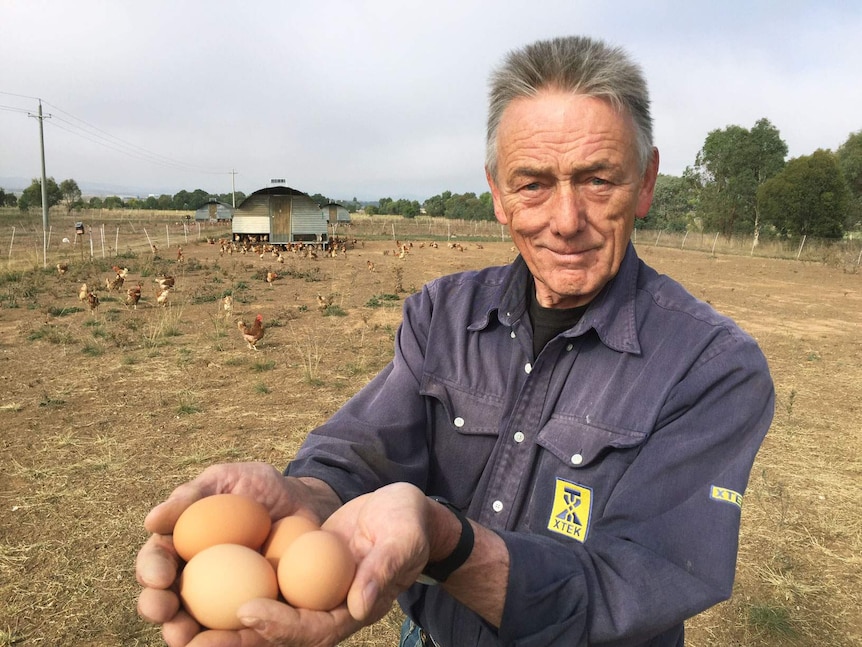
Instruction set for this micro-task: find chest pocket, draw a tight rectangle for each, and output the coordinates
[529,415,647,535]
[537,415,646,469]
[420,375,504,505]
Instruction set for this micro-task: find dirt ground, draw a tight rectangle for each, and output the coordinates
[0,231,859,646]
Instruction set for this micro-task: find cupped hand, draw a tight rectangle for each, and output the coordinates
[322,482,432,625]
[136,462,342,647]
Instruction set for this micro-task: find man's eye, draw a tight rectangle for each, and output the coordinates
[523,182,542,191]
[590,177,609,186]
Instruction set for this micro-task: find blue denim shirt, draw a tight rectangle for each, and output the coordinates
[287,243,774,646]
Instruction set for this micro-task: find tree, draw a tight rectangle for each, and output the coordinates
[18,177,62,211]
[692,118,787,239]
[59,179,83,215]
[836,130,862,197]
[0,188,17,207]
[836,130,862,231]
[103,195,125,209]
[757,149,849,239]
[645,174,693,232]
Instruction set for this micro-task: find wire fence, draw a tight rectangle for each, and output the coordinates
[2,208,860,272]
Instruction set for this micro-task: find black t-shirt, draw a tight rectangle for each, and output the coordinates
[528,287,588,358]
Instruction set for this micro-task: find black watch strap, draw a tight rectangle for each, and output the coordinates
[418,496,474,585]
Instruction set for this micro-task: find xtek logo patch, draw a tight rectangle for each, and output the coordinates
[710,485,743,509]
[548,478,592,542]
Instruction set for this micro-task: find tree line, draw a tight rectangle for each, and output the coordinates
[1,180,247,214]
[646,122,861,240]
[3,123,861,238]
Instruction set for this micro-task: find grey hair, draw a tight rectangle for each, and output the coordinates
[485,36,653,179]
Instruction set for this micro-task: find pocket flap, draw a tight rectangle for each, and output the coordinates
[537,416,646,468]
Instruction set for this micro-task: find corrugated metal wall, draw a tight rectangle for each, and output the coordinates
[233,195,270,235]
[291,196,328,241]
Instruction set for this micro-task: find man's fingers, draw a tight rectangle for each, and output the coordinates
[137,586,180,624]
[136,533,180,588]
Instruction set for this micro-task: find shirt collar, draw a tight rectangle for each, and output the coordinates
[475,242,642,355]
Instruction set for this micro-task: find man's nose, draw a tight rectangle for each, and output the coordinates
[549,184,587,237]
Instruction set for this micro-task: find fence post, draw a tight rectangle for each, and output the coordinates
[8,226,15,262]
[711,232,720,256]
[796,235,807,260]
[654,230,662,247]
[681,230,688,249]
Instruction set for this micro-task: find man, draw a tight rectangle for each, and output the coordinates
[137,36,773,647]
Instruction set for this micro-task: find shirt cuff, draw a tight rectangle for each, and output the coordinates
[496,530,589,646]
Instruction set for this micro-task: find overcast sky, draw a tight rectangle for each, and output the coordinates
[2,0,861,202]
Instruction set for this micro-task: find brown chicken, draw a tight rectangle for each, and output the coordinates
[156,275,175,290]
[106,274,125,292]
[87,292,100,312]
[237,314,265,350]
[265,270,280,285]
[126,283,142,309]
[56,262,69,276]
[156,287,170,307]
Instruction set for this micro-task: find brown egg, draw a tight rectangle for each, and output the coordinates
[179,543,278,630]
[277,529,355,610]
[261,515,320,570]
[173,493,271,562]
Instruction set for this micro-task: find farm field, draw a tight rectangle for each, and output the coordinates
[0,223,860,646]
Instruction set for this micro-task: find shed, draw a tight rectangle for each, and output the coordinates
[195,199,234,222]
[321,202,351,225]
[232,186,328,245]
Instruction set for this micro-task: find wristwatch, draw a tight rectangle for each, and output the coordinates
[418,496,475,585]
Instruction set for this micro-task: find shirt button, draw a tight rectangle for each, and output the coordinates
[510,330,516,338]
[566,343,574,351]
[492,500,504,513]
[453,417,465,428]
[513,431,525,443]
[571,453,584,466]
[524,363,532,374]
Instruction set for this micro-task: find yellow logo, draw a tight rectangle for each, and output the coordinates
[710,485,743,509]
[547,478,592,542]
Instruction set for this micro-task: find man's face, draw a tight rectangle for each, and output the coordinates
[487,90,658,309]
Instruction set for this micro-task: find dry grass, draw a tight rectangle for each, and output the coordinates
[0,214,860,646]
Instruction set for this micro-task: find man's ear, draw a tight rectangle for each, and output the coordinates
[486,167,509,225]
[635,148,660,219]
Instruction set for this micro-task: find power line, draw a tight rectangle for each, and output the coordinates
[42,99,227,175]
[1,91,230,177]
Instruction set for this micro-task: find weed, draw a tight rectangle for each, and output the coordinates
[365,293,400,308]
[224,356,247,367]
[27,326,74,345]
[785,388,796,415]
[748,603,796,637]
[47,306,83,317]
[39,394,66,408]
[323,304,347,317]
[82,343,104,356]
[254,382,271,394]
[176,392,201,415]
[252,360,276,372]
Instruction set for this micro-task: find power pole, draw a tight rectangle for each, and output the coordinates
[29,99,51,268]
[229,169,238,207]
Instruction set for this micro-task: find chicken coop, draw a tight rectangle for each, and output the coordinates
[321,202,351,226]
[232,186,328,246]
[195,199,234,222]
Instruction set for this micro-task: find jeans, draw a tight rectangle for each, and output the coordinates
[399,618,441,647]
